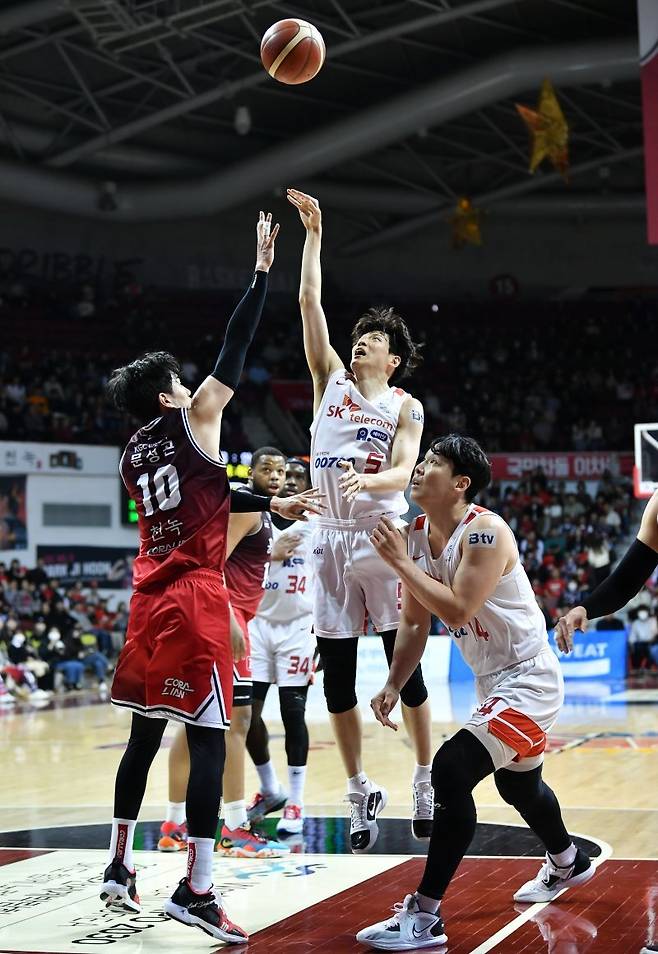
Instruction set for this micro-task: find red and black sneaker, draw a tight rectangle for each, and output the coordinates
[164,878,248,944]
[158,820,188,852]
[100,857,141,913]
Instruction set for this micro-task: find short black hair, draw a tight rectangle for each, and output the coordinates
[351,306,423,382]
[286,456,311,484]
[107,351,180,420]
[429,434,491,502]
[251,446,285,468]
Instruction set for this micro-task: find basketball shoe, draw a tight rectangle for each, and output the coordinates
[411,780,433,841]
[216,821,291,858]
[246,785,288,822]
[158,820,188,852]
[356,893,447,950]
[164,878,248,944]
[513,848,595,903]
[100,857,140,913]
[277,803,304,836]
[347,783,387,853]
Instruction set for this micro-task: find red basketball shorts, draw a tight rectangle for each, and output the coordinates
[111,569,232,728]
[231,605,254,706]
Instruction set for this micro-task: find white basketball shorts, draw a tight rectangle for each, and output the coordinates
[464,649,565,772]
[249,614,315,687]
[310,520,402,638]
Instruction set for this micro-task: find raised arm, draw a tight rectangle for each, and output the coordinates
[188,211,279,459]
[287,189,342,412]
[338,397,425,501]
[555,489,658,653]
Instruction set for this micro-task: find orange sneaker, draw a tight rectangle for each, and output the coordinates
[158,820,188,852]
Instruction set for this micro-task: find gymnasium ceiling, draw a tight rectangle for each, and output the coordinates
[0,0,643,249]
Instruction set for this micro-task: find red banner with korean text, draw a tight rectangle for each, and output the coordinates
[490,452,633,482]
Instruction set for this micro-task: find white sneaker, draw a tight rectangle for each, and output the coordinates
[347,784,387,853]
[514,848,595,903]
[277,803,304,835]
[411,779,433,841]
[356,894,447,950]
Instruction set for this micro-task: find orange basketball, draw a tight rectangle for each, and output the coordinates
[260,18,325,85]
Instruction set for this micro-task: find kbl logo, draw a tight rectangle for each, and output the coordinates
[356,427,389,443]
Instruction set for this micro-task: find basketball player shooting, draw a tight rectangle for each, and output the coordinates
[100,213,322,945]
[357,435,595,951]
[287,188,434,853]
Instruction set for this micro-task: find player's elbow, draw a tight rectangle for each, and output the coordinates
[299,290,320,308]
[441,603,470,630]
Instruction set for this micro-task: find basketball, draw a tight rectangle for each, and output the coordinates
[260,18,325,85]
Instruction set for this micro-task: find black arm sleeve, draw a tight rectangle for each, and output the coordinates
[211,269,268,390]
[581,538,658,620]
[229,489,272,513]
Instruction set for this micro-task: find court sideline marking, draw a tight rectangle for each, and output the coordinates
[467,834,613,954]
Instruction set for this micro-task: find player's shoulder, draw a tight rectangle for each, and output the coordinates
[462,510,512,548]
[408,513,429,534]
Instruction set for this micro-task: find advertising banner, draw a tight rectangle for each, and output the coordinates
[0,441,119,476]
[37,545,135,589]
[489,452,633,481]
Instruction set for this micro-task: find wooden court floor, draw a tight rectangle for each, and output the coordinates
[0,682,657,952]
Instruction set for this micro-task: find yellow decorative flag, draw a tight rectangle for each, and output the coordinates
[515,78,569,181]
[451,197,482,248]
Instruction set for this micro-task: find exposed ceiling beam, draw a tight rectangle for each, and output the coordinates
[0,38,638,221]
[0,0,69,35]
[46,0,526,167]
[340,146,644,254]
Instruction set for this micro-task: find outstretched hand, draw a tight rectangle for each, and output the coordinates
[287,189,322,231]
[271,487,326,522]
[554,605,587,654]
[255,210,280,272]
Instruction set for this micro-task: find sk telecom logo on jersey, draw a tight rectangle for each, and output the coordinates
[326,394,362,419]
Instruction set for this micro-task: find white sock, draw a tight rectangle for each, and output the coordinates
[256,760,280,797]
[347,773,371,795]
[414,891,440,914]
[549,843,577,868]
[287,765,307,807]
[166,801,186,826]
[187,837,214,893]
[413,763,432,785]
[108,818,136,871]
[223,799,248,831]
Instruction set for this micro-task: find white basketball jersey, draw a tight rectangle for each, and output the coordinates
[310,369,410,521]
[407,506,549,676]
[256,520,313,624]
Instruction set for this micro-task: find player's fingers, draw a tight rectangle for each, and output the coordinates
[383,716,398,731]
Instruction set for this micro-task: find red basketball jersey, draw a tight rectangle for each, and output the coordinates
[120,408,230,591]
[225,498,273,617]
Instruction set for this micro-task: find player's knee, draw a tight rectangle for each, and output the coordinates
[323,677,357,714]
[321,662,357,714]
[494,765,542,807]
[279,686,307,724]
[229,704,252,738]
[399,665,428,708]
[432,730,494,803]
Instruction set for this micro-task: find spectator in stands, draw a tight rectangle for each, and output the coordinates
[628,607,657,671]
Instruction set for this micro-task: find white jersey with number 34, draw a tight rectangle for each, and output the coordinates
[407,505,549,676]
[310,369,411,521]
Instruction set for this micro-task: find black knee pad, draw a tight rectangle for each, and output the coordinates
[494,765,543,807]
[317,636,358,714]
[279,685,308,721]
[432,729,495,805]
[380,630,428,708]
